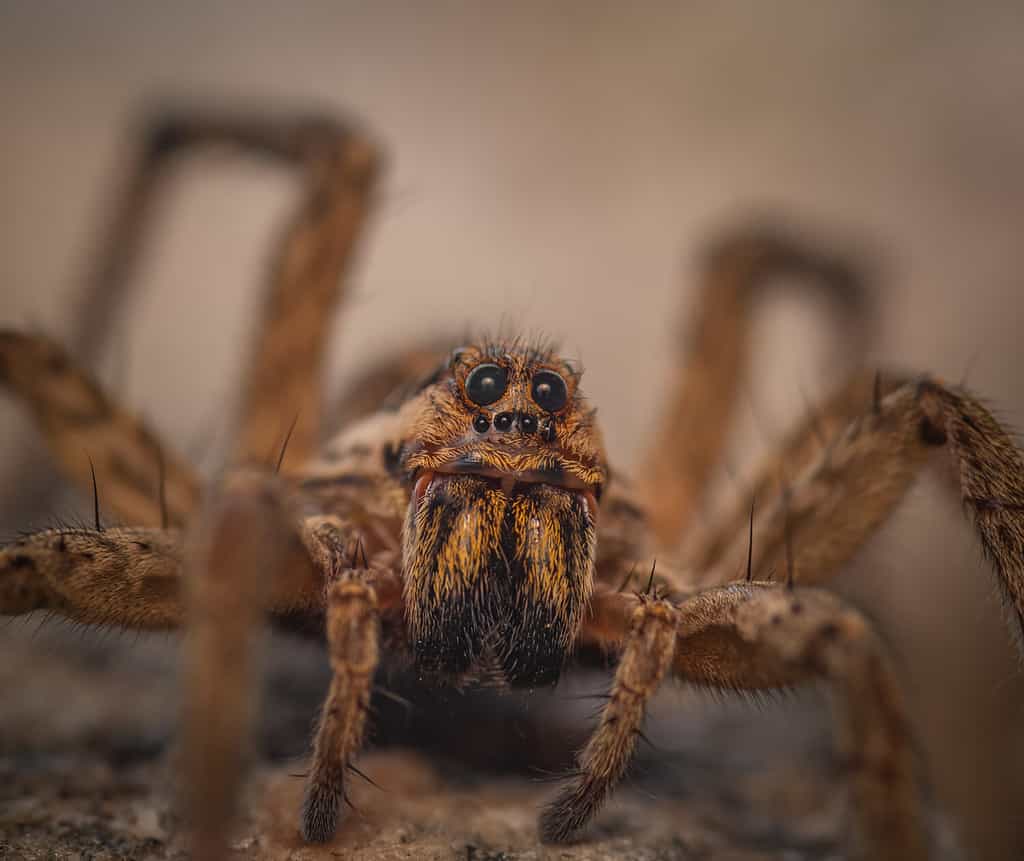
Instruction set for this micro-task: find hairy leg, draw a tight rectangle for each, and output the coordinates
[0,526,183,627]
[69,110,376,361]
[301,572,381,842]
[635,226,874,547]
[295,513,401,841]
[540,595,677,843]
[0,330,201,624]
[0,469,376,856]
[692,377,1024,650]
[0,331,200,527]
[579,584,929,860]
[672,584,928,861]
[66,109,379,472]
[682,369,907,575]
[0,473,322,629]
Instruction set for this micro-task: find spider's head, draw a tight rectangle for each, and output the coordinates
[396,339,607,687]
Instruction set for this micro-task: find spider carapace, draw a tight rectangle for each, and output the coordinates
[3,110,1024,861]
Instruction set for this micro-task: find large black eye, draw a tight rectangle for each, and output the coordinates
[465,363,508,405]
[531,370,568,412]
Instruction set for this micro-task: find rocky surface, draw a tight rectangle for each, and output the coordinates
[0,620,961,860]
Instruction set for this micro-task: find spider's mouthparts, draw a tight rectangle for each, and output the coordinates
[402,468,597,688]
[413,470,434,507]
[412,466,598,520]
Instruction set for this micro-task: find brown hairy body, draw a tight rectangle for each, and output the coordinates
[2,109,1023,861]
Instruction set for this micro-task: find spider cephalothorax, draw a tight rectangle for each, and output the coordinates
[398,341,607,685]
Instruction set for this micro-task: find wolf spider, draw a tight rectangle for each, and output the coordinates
[2,110,1023,861]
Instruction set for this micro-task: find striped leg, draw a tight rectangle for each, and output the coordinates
[0,330,200,527]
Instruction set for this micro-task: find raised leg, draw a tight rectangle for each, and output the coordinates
[0,111,176,528]
[635,226,874,547]
[691,377,1024,651]
[682,369,907,575]
[81,110,380,436]
[71,109,381,473]
[219,116,380,472]
[574,584,929,860]
[0,331,201,527]
[3,110,380,536]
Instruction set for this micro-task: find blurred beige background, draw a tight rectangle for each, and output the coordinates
[2,3,1023,858]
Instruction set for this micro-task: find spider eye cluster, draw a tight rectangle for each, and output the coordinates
[464,363,569,413]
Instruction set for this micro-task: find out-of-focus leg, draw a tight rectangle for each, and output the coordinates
[0,330,200,527]
[682,369,906,576]
[635,227,873,547]
[179,470,321,861]
[329,339,455,431]
[223,116,379,471]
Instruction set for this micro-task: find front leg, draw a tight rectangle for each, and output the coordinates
[301,570,382,842]
[579,584,930,861]
[294,513,402,843]
[540,595,677,843]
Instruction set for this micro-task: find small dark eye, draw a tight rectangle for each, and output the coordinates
[531,370,568,412]
[465,363,508,406]
[472,414,490,433]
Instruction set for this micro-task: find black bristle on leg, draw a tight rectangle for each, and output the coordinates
[88,456,103,532]
[301,780,344,843]
[746,495,756,582]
